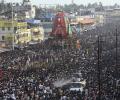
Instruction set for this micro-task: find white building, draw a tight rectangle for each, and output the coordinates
[23,0,31,6]
[23,0,36,19]
[25,6,36,19]
[13,0,36,19]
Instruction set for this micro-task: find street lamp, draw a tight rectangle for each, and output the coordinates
[12,3,15,50]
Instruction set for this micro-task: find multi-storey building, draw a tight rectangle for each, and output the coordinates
[0,19,45,48]
[0,19,31,47]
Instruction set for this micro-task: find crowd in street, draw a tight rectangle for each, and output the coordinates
[0,22,120,100]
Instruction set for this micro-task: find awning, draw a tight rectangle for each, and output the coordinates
[25,19,41,24]
[79,18,95,25]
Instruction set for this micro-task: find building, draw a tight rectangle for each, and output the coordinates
[23,0,31,6]
[42,22,53,35]
[15,29,31,45]
[13,0,36,19]
[95,15,104,25]
[0,19,31,47]
[78,9,95,17]
[35,8,55,22]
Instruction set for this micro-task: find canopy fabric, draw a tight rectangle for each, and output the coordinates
[25,19,41,24]
[79,18,95,25]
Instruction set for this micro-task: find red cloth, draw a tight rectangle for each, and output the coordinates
[52,12,68,38]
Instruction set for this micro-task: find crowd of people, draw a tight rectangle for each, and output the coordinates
[0,22,120,100]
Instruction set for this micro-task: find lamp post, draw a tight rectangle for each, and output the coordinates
[115,26,118,79]
[97,36,101,100]
[11,3,17,50]
[12,3,15,50]
[97,35,104,100]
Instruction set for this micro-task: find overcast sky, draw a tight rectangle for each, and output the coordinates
[5,0,120,6]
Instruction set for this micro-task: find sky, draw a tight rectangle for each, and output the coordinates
[4,0,120,6]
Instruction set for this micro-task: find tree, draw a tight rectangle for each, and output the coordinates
[79,4,85,9]
[114,3,119,8]
[16,3,20,7]
[99,2,104,10]
[87,3,92,8]
[92,2,98,8]
[95,2,104,11]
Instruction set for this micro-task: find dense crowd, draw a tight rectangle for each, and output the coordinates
[0,22,120,100]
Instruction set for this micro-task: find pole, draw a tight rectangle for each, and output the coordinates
[115,27,118,78]
[98,36,102,100]
[12,3,14,50]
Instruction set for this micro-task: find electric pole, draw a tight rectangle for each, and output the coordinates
[97,36,102,100]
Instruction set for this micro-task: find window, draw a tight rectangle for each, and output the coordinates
[26,34,28,37]
[8,27,11,30]
[14,27,17,31]
[2,27,5,31]
[2,36,5,40]
[33,32,39,35]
